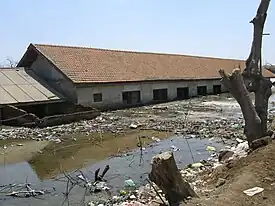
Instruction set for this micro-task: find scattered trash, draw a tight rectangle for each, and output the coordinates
[151,136,160,142]
[243,187,264,196]
[236,138,244,143]
[129,124,138,129]
[120,201,146,206]
[53,138,62,143]
[94,181,110,192]
[171,145,180,152]
[206,146,216,152]
[130,194,136,199]
[120,190,127,195]
[124,179,136,187]
[191,162,204,168]
[231,141,249,158]
[231,124,241,129]
[88,202,95,206]
[16,143,24,146]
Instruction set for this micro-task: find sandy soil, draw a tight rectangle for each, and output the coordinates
[185,141,275,206]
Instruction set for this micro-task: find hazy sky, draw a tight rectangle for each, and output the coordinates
[1,0,275,65]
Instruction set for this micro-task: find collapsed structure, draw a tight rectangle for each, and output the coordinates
[1,43,274,126]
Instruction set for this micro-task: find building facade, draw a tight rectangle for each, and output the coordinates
[17,43,275,109]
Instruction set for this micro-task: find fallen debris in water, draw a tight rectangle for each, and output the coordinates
[1,182,53,198]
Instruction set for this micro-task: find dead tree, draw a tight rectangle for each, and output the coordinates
[149,152,198,205]
[219,0,272,146]
[1,57,18,67]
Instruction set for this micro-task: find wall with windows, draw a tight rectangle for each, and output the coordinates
[76,79,226,108]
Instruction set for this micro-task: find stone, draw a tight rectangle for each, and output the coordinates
[251,136,272,150]
[218,150,234,162]
[216,178,226,188]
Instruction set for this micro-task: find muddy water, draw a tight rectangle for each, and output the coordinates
[0,135,228,206]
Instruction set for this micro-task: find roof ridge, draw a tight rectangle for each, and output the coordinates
[33,43,245,62]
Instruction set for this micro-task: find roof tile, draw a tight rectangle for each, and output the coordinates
[32,44,274,83]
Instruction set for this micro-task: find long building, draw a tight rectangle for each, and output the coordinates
[16,43,274,109]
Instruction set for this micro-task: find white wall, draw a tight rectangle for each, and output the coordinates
[76,79,226,108]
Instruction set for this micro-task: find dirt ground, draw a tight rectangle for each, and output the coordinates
[185,141,275,206]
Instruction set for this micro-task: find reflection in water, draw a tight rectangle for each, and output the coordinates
[0,161,40,184]
[0,135,227,206]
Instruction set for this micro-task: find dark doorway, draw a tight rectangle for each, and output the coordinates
[213,85,222,94]
[153,89,168,101]
[177,87,189,100]
[122,91,141,105]
[197,86,207,96]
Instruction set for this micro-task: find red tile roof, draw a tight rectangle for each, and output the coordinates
[24,44,275,83]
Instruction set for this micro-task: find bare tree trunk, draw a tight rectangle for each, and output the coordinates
[149,152,198,206]
[219,0,272,146]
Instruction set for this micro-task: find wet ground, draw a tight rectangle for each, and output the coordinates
[1,92,275,205]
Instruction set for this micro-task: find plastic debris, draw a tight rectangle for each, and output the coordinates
[124,179,136,187]
[171,145,180,152]
[231,124,240,129]
[130,194,136,199]
[94,181,110,192]
[120,190,127,195]
[87,202,95,206]
[243,187,264,196]
[206,146,216,152]
[129,124,138,129]
[191,162,204,168]
[151,136,160,142]
[120,201,146,206]
[236,138,244,143]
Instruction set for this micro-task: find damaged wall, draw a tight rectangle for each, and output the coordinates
[76,79,227,108]
[0,104,100,128]
[1,105,39,126]
[29,55,77,103]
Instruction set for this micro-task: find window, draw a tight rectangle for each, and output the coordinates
[122,91,141,104]
[213,85,222,94]
[177,87,189,100]
[197,86,207,96]
[153,89,168,101]
[93,93,102,102]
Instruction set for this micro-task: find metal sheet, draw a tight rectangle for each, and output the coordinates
[0,68,63,105]
[16,69,38,84]
[2,85,34,103]
[0,87,17,104]
[0,72,14,86]
[32,83,60,100]
[19,85,50,101]
[2,70,28,85]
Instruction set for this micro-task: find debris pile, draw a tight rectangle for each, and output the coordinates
[0,97,245,141]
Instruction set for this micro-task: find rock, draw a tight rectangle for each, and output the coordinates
[218,150,234,162]
[251,136,272,150]
[216,178,226,188]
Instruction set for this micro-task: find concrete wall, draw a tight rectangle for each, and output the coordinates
[29,55,77,103]
[76,79,226,108]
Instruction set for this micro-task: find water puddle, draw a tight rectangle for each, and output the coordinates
[0,135,228,206]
